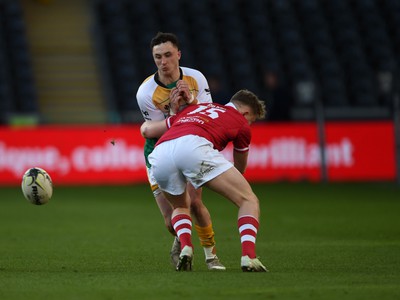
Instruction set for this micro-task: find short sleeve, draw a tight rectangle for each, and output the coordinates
[233,125,251,152]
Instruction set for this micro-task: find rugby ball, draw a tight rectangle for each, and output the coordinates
[21,167,53,205]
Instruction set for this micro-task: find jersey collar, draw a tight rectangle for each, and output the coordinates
[225,102,238,110]
[154,68,183,88]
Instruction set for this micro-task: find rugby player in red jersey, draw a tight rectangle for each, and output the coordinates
[141,89,268,272]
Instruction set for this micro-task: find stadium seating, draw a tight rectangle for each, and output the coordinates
[93,0,398,122]
[0,0,38,124]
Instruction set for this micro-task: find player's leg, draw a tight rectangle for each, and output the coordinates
[187,183,226,270]
[204,167,268,272]
[154,189,174,234]
[205,166,260,217]
[146,167,180,266]
[148,140,193,271]
[163,190,194,271]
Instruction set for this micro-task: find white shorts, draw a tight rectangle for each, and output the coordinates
[148,135,233,195]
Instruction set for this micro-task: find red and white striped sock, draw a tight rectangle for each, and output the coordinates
[172,214,193,250]
[238,215,259,258]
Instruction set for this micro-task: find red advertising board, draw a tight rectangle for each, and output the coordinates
[0,125,146,185]
[325,122,395,181]
[0,121,396,186]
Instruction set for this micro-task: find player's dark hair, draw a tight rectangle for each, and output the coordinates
[230,89,266,119]
[150,32,180,50]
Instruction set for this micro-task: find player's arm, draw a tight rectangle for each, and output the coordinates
[233,150,249,174]
[140,120,168,139]
[232,125,251,173]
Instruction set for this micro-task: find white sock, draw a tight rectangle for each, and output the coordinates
[203,246,217,260]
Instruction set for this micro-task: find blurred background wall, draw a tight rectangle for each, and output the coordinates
[0,0,398,125]
[0,0,399,185]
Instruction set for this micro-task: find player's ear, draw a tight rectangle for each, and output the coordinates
[177,50,182,60]
[242,108,251,117]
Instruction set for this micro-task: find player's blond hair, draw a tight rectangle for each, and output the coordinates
[230,89,266,120]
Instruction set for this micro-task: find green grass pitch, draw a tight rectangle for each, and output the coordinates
[1,182,399,300]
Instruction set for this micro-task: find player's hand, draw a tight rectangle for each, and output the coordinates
[169,87,182,115]
[176,80,193,103]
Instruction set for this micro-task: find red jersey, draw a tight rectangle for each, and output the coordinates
[156,103,251,153]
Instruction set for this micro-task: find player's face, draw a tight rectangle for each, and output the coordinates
[152,42,181,78]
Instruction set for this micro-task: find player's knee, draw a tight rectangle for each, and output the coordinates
[189,201,203,216]
[190,197,206,213]
[236,192,259,207]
